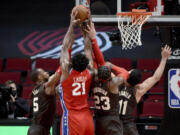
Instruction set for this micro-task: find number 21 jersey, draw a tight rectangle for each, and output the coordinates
[60,69,92,110]
[59,69,94,135]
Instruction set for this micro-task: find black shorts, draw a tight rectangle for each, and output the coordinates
[123,121,139,135]
[95,115,123,135]
[27,124,50,135]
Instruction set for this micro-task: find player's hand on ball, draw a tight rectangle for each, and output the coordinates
[70,10,80,27]
[85,22,96,40]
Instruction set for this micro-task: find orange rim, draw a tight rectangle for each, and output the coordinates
[117,9,152,16]
[117,9,152,25]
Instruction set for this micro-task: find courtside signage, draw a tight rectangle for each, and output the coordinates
[168,69,180,108]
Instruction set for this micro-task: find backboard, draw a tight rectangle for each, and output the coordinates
[75,0,180,26]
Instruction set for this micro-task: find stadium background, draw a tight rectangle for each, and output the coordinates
[0,0,180,135]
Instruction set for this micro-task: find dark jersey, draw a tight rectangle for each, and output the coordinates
[119,84,137,122]
[93,80,123,135]
[31,83,56,131]
[93,80,119,116]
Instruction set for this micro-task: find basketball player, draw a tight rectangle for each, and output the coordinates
[83,22,125,135]
[107,45,172,135]
[94,43,171,135]
[92,66,124,135]
[27,26,73,135]
[85,22,171,135]
[59,10,95,135]
[27,67,62,135]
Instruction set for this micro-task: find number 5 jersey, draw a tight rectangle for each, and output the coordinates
[31,83,56,132]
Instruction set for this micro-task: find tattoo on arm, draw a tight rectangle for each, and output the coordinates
[61,24,74,81]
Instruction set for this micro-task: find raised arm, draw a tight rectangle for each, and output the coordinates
[136,45,172,102]
[44,13,77,95]
[85,22,106,67]
[83,33,94,70]
[62,11,77,53]
[45,71,61,95]
[45,40,73,95]
[82,29,98,77]
[106,62,129,80]
[60,11,80,82]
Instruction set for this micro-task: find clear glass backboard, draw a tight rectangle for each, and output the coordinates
[75,0,180,26]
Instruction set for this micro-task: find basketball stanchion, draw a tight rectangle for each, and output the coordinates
[117,9,152,49]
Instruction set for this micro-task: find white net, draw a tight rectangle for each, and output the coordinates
[117,13,151,49]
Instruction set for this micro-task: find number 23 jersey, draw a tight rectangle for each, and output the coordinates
[93,80,119,116]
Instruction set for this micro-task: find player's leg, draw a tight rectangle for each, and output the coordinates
[96,116,123,135]
[60,113,70,135]
[68,110,95,135]
[95,117,106,135]
[84,110,95,135]
[27,125,45,135]
[123,122,139,135]
[105,116,123,135]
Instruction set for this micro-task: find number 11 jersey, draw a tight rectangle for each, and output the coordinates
[119,84,137,122]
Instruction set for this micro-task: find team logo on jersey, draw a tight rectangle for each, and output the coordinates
[168,69,180,108]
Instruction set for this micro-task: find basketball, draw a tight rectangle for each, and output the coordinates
[72,5,89,23]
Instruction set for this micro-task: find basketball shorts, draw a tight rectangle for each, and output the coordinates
[95,115,123,135]
[60,109,94,135]
[27,124,50,135]
[123,121,139,135]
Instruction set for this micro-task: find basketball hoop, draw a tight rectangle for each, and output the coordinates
[117,9,152,49]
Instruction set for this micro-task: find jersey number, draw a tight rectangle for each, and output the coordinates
[94,95,110,110]
[72,82,86,96]
[119,100,128,115]
[33,97,39,112]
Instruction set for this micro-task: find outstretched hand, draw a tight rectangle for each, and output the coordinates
[70,10,80,27]
[79,10,91,37]
[84,22,96,40]
[161,45,172,60]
